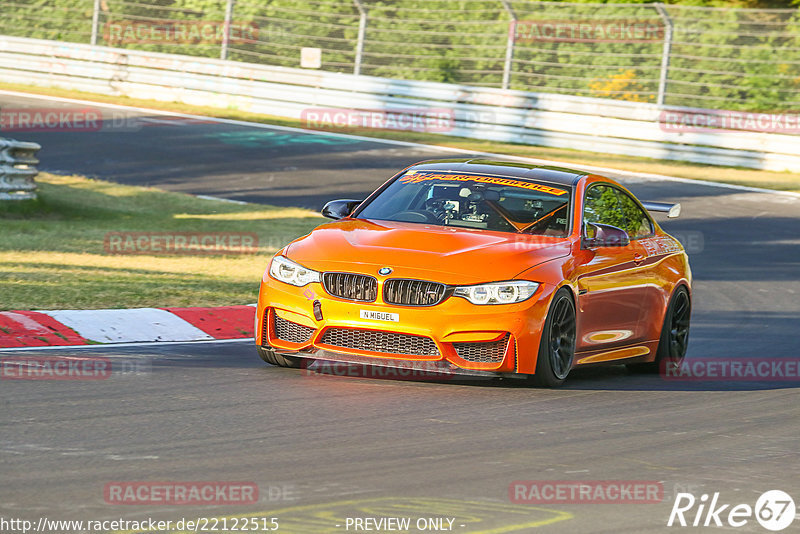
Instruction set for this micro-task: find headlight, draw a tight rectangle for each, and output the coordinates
[268,255,321,287]
[453,280,539,305]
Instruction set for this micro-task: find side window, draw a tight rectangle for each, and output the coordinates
[618,191,654,239]
[583,184,625,236]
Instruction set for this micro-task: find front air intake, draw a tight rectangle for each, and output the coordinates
[453,334,511,363]
[269,313,315,344]
[320,327,440,356]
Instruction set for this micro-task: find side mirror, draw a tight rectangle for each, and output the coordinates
[321,199,362,220]
[582,223,630,248]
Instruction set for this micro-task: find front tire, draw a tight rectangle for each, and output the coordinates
[531,288,576,387]
[257,346,304,368]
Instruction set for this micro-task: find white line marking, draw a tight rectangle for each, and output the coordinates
[1,89,797,199]
[196,194,250,205]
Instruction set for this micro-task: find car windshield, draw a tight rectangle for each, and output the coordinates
[356,170,572,236]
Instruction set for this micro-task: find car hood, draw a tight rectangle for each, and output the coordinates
[285,219,571,284]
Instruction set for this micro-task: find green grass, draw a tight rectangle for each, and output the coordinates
[2,81,799,193]
[0,173,324,310]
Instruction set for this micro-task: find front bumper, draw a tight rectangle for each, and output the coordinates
[256,274,555,375]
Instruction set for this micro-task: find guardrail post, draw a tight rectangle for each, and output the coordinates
[500,0,517,90]
[353,0,367,76]
[90,0,101,45]
[221,0,236,60]
[0,136,42,201]
[654,3,673,107]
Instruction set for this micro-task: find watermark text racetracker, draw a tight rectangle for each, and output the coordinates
[0,356,150,380]
[662,358,800,382]
[513,19,665,43]
[510,480,663,504]
[104,481,258,505]
[302,108,455,133]
[660,110,800,134]
[0,106,142,132]
[302,359,461,382]
[104,19,260,46]
[105,232,259,255]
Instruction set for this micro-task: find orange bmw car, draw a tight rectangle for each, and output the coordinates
[255,159,691,386]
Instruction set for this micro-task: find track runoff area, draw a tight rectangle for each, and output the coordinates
[1,91,798,533]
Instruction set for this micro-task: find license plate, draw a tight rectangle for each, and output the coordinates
[360,310,399,322]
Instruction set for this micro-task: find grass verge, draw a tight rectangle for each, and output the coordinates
[1,81,799,193]
[0,173,324,310]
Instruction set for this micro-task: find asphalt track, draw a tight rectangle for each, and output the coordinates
[0,92,455,209]
[1,92,799,533]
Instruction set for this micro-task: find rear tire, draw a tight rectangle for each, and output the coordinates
[257,346,304,368]
[531,288,576,387]
[627,285,691,374]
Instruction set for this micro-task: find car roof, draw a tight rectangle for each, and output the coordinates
[408,159,586,186]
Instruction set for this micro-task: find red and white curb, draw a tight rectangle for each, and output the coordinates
[0,305,255,348]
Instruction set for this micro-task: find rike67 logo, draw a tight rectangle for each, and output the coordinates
[668,490,796,531]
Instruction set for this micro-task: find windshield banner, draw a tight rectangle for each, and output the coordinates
[400,171,568,196]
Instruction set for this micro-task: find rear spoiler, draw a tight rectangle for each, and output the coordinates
[642,201,681,218]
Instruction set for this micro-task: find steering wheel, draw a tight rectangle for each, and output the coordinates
[392,210,439,223]
[422,198,447,213]
[422,198,456,222]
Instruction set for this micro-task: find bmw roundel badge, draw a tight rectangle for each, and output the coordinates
[378,267,393,276]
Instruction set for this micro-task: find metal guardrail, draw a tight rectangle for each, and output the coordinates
[0,136,41,200]
[1,1,799,111]
[0,35,798,172]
